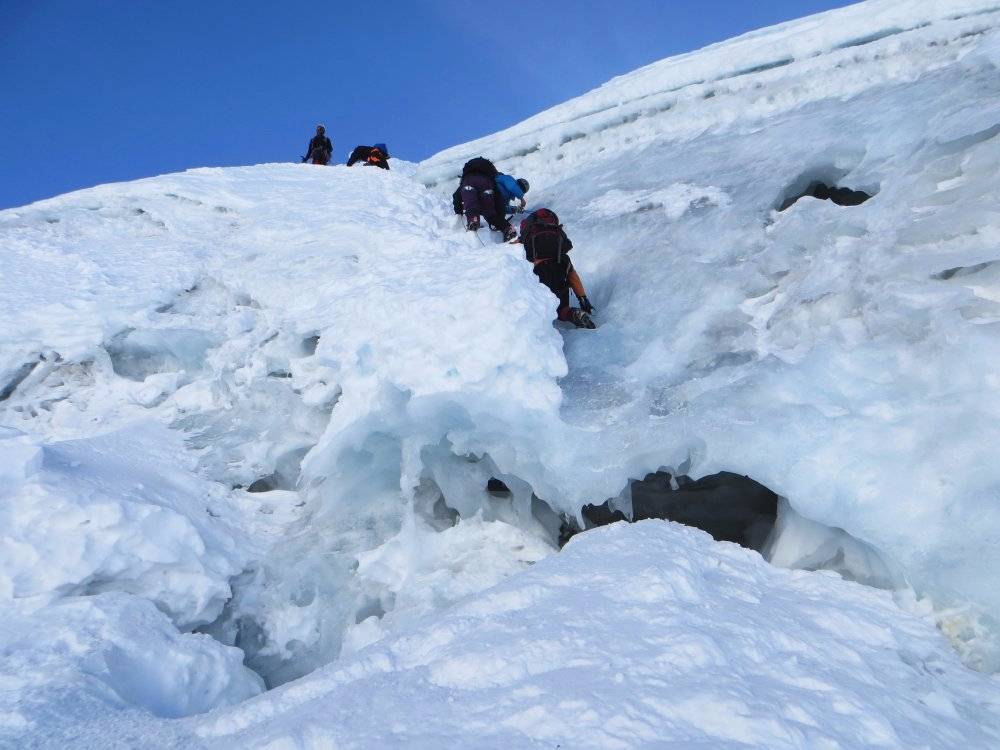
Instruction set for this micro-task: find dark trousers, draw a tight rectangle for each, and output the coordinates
[534,257,573,320]
[460,173,506,229]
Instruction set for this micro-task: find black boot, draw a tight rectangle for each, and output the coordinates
[467,216,481,231]
[570,309,597,329]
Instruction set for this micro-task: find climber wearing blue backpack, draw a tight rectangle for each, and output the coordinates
[496,174,529,216]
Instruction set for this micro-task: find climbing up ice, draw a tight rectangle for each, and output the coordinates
[4,0,1000,747]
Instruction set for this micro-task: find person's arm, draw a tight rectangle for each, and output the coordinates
[303,137,314,162]
[501,175,524,200]
[506,176,526,211]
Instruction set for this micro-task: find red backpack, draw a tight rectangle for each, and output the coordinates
[520,209,568,263]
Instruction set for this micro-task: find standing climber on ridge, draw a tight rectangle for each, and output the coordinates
[518,208,596,329]
[452,157,516,240]
[302,124,333,165]
[347,143,390,170]
[496,174,529,216]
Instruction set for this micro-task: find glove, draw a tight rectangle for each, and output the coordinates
[518,198,526,212]
[577,295,595,314]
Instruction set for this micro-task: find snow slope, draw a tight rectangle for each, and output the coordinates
[0,163,564,739]
[418,0,1000,660]
[4,0,1000,746]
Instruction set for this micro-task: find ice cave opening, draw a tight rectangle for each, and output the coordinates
[775,166,877,211]
[489,469,896,592]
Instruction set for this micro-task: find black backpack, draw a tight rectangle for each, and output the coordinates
[311,137,331,160]
[520,209,571,263]
[462,157,498,179]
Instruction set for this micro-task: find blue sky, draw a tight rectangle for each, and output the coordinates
[0,0,852,209]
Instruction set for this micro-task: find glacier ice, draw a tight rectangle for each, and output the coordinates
[418,1,1000,665]
[3,0,1000,745]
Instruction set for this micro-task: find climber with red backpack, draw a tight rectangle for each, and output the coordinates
[347,143,390,170]
[518,208,596,329]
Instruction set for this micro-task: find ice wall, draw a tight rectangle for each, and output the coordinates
[416,2,1000,661]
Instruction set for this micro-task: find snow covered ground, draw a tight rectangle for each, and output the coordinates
[195,522,1000,749]
[4,0,1000,747]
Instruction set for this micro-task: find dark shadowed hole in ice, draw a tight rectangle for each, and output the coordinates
[245,446,311,493]
[779,182,873,211]
[301,334,320,356]
[775,166,878,212]
[0,357,41,402]
[246,475,279,493]
[579,471,777,552]
[489,471,896,592]
[488,471,777,551]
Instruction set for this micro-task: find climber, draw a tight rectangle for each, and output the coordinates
[496,174,529,216]
[518,208,596,329]
[347,143,390,170]
[451,157,516,240]
[302,124,333,165]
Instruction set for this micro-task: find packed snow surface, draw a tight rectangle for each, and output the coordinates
[193,522,1000,749]
[4,0,1000,746]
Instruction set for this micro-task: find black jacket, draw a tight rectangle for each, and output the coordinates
[347,145,389,170]
[304,135,332,162]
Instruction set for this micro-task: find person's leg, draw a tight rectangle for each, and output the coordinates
[461,174,490,221]
[535,261,572,320]
[478,181,504,230]
[555,286,573,321]
[460,184,479,219]
[567,266,587,298]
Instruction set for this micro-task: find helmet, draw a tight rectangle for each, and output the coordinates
[374,142,388,156]
[516,178,529,193]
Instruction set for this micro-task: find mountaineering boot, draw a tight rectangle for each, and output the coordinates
[467,216,481,231]
[570,308,597,329]
[502,225,518,242]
